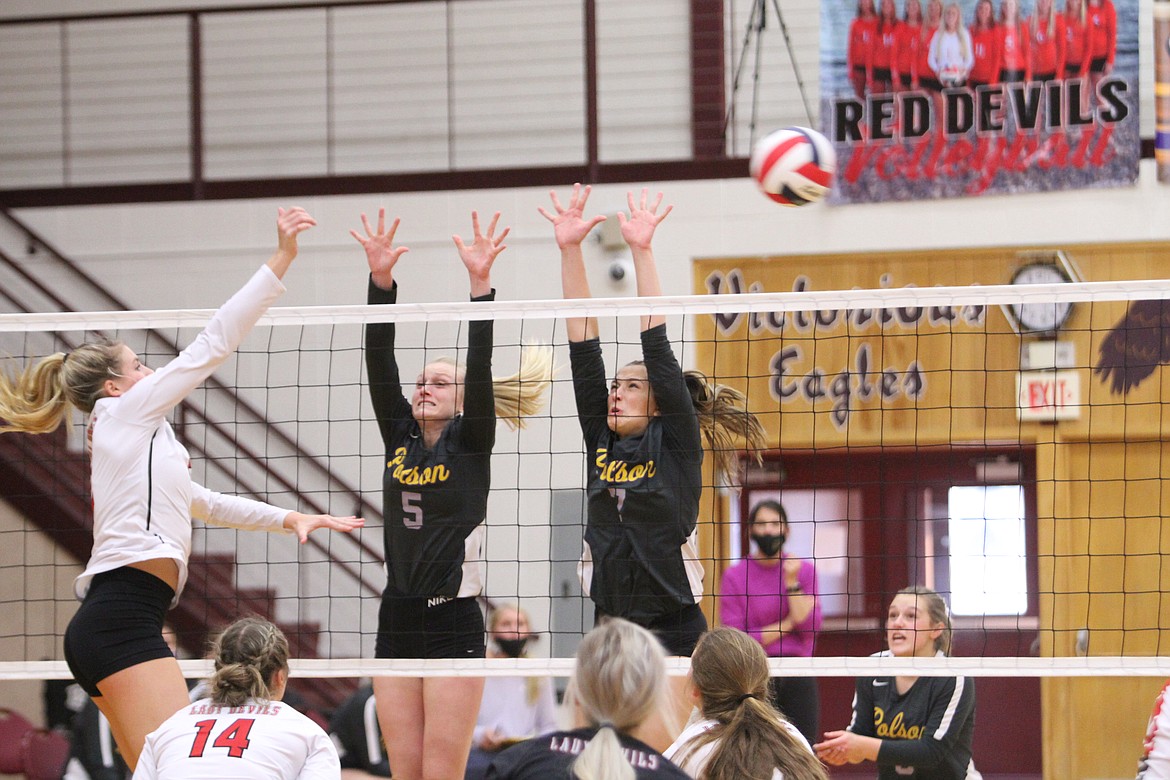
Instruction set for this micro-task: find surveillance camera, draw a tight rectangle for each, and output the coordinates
[608,260,627,281]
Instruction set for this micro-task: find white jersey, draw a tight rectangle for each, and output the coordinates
[663,714,812,779]
[77,265,291,606]
[1139,680,1170,779]
[133,697,340,779]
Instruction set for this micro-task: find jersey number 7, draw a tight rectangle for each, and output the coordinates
[190,718,255,758]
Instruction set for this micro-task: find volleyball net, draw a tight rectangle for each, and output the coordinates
[3,268,1170,691]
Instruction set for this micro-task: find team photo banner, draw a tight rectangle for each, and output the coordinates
[819,0,1140,203]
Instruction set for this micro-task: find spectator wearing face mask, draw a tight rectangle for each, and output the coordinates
[717,500,822,746]
[464,604,559,780]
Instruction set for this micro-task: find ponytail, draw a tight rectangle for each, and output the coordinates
[677,628,828,780]
[0,340,124,434]
[683,370,767,489]
[492,343,555,431]
[433,343,555,432]
[572,724,635,780]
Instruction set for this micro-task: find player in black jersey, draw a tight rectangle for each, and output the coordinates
[541,185,766,748]
[352,208,553,780]
[815,586,978,779]
[486,617,690,780]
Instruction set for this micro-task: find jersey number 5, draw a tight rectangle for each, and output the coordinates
[402,491,424,529]
[190,718,255,758]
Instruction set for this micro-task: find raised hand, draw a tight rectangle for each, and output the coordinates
[539,183,607,249]
[275,207,317,260]
[617,188,672,251]
[452,210,509,296]
[350,208,409,289]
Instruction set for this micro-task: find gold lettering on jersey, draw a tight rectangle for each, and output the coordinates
[873,706,924,740]
[594,449,656,484]
[388,447,451,486]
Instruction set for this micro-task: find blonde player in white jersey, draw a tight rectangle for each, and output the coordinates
[0,207,361,770]
[134,616,340,779]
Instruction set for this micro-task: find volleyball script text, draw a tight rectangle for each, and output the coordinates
[706,270,987,428]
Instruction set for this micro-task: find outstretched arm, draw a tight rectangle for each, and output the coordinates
[618,189,673,332]
[191,483,363,543]
[282,511,364,544]
[452,210,508,298]
[539,183,607,343]
[352,209,413,444]
[266,207,317,280]
[452,211,505,451]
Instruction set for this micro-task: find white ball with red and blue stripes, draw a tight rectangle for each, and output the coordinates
[749,126,836,206]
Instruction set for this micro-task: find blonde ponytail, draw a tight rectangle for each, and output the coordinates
[492,343,555,431]
[0,340,124,434]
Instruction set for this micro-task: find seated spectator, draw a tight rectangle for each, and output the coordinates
[465,605,559,780]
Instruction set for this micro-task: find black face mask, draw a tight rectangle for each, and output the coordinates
[752,533,786,557]
[495,637,529,658]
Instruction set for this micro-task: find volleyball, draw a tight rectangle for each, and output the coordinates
[749,126,836,206]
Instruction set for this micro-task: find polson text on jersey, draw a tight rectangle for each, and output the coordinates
[594,449,657,484]
[388,447,451,486]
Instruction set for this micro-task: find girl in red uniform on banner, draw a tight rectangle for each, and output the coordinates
[1060,0,1090,77]
[895,0,924,89]
[1085,0,1116,95]
[967,0,1001,88]
[848,0,879,96]
[873,0,901,93]
[998,0,1031,82]
[1028,0,1066,83]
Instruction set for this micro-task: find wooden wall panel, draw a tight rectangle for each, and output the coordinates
[694,241,1170,780]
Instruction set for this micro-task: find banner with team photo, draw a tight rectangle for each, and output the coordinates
[819,0,1140,203]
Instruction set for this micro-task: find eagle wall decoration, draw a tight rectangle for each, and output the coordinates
[1094,299,1170,394]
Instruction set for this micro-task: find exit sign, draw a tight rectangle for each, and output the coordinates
[1017,370,1080,421]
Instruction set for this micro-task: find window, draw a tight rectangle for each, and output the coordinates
[947,485,1029,616]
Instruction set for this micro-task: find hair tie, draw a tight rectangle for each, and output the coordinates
[736,693,756,705]
[597,720,615,730]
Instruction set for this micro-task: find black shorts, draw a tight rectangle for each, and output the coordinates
[597,602,708,657]
[1000,68,1027,83]
[63,567,175,697]
[1090,56,1108,73]
[375,593,485,660]
[919,76,943,92]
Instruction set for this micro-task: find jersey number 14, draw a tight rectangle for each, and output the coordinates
[189,718,255,758]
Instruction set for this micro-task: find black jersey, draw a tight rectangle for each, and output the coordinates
[365,279,495,598]
[569,324,704,623]
[485,727,690,780]
[329,684,390,776]
[848,653,977,779]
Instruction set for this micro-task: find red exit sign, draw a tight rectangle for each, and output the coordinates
[1017,371,1080,421]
